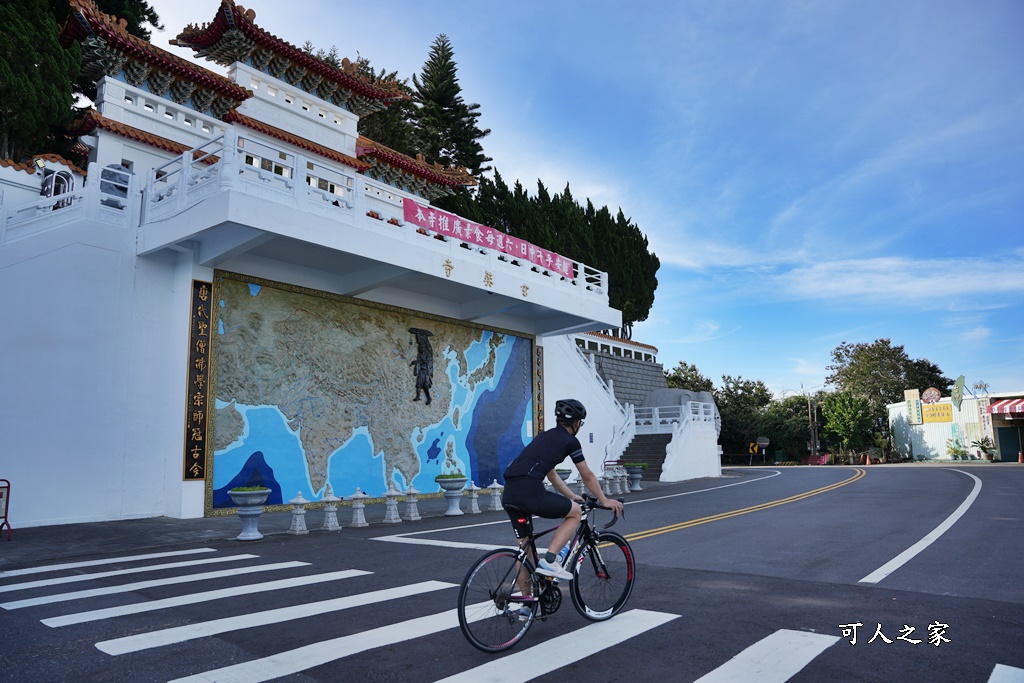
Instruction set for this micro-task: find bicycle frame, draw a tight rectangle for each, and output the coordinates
[505,497,619,605]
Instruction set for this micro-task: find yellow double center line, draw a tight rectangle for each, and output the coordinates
[624,468,866,543]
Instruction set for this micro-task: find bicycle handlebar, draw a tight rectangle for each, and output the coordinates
[580,494,625,529]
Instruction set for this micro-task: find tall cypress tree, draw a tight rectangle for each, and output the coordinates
[412,34,491,176]
[0,0,79,160]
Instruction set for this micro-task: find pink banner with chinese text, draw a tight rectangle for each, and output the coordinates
[403,199,577,278]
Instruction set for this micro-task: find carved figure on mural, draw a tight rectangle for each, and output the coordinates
[409,327,435,405]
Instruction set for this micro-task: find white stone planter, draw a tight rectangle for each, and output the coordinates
[227,488,270,540]
[435,476,468,516]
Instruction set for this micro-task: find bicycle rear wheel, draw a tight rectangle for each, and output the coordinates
[569,531,635,621]
[457,548,539,653]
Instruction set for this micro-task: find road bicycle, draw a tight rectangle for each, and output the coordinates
[457,494,635,653]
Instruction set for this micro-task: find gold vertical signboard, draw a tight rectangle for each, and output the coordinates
[183,280,213,480]
[904,389,922,425]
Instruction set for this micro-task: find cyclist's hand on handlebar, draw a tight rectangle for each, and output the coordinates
[602,497,624,517]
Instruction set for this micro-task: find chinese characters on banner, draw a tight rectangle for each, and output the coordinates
[183,280,213,481]
[402,199,578,279]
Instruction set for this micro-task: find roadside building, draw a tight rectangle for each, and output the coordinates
[888,392,1024,461]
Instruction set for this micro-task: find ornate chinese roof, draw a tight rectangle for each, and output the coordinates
[0,155,86,177]
[357,137,476,200]
[59,0,251,118]
[71,110,218,161]
[171,0,405,117]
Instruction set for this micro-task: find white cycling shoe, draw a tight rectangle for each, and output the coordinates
[536,557,573,581]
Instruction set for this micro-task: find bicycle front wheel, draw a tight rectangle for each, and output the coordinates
[457,548,539,653]
[569,531,635,621]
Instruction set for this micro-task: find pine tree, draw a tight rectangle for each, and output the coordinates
[412,34,491,175]
[0,0,79,160]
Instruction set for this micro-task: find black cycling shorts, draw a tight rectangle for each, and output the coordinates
[502,477,573,539]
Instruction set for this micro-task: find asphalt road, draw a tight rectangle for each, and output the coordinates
[1,465,1021,682]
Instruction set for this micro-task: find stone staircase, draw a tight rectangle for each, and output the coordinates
[619,433,672,479]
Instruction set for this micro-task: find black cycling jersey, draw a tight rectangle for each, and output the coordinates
[503,426,585,481]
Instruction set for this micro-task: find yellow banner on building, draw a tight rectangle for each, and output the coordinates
[922,403,953,423]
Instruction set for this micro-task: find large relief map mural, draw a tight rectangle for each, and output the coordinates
[210,272,534,509]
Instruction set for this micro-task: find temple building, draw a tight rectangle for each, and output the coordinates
[0,1,715,528]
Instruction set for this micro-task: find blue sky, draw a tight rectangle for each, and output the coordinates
[152,1,1024,397]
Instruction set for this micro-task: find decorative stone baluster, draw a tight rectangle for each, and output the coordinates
[382,486,402,524]
[403,485,421,521]
[577,478,588,497]
[466,480,481,514]
[488,479,504,511]
[321,483,341,531]
[288,492,310,535]
[349,488,369,528]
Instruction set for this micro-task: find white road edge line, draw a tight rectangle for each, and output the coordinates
[432,609,679,683]
[693,629,839,683]
[860,469,982,584]
[371,470,782,549]
[96,580,458,655]
[0,549,218,579]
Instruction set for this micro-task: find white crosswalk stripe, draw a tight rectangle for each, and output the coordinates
[5,549,1017,683]
[168,602,493,683]
[0,548,218,578]
[0,561,309,609]
[42,569,372,627]
[96,580,457,655]
[694,629,840,683]
[433,609,680,683]
[0,554,259,593]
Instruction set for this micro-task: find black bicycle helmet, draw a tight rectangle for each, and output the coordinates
[554,398,587,423]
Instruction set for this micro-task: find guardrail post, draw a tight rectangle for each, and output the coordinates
[321,483,341,531]
[487,479,503,511]
[465,481,481,514]
[382,486,402,523]
[403,486,421,521]
[287,492,310,535]
[349,488,369,527]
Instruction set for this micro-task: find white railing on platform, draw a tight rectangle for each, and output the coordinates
[634,405,682,434]
[604,403,636,465]
[1,162,138,245]
[139,128,608,298]
[635,401,715,436]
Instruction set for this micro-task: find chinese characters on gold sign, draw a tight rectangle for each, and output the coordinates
[922,403,953,423]
[183,281,213,480]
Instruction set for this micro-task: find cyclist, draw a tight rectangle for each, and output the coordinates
[502,398,624,581]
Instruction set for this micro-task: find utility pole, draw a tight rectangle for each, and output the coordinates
[805,385,818,463]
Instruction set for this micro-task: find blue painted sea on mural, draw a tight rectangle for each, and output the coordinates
[213,331,532,507]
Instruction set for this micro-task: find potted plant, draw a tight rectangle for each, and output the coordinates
[435,468,468,516]
[227,485,271,507]
[971,437,996,461]
[555,468,572,482]
[621,462,647,491]
[227,485,271,541]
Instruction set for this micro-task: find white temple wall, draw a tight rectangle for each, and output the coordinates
[537,335,625,479]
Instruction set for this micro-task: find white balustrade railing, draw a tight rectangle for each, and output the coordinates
[635,401,715,436]
[604,403,636,465]
[136,128,609,298]
[1,162,138,245]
